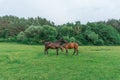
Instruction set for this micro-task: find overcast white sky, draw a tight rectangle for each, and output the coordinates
[0,0,120,24]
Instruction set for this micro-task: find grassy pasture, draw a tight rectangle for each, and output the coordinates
[0,42,120,80]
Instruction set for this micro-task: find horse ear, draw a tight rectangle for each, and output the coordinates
[61,38,64,40]
[59,38,62,41]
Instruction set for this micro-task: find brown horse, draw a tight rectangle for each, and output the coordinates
[63,41,79,55]
[44,39,66,55]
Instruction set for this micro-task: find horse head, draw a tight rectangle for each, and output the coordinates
[60,38,68,44]
[56,38,67,45]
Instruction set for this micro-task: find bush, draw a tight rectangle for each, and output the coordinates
[62,36,76,43]
[70,37,76,42]
[17,25,57,44]
[84,30,99,45]
[95,39,104,45]
[41,25,57,41]
[17,31,28,43]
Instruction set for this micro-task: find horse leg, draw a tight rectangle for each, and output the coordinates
[47,49,48,55]
[66,49,68,55]
[76,48,78,55]
[60,47,64,52]
[56,48,59,55]
[73,48,76,55]
[44,47,47,55]
[45,48,48,55]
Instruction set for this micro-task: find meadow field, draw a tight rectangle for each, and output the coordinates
[0,42,120,80]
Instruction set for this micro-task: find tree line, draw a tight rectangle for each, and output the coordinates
[0,15,120,45]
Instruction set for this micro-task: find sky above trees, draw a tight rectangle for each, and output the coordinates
[0,0,120,24]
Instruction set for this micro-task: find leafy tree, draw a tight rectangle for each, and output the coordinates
[95,39,104,45]
[17,31,27,43]
[41,25,57,41]
[84,30,99,45]
[0,15,120,45]
[23,25,57,44]
[107,19,120,33]
[62,36,76,43]
[88,23,120,45]
[70,37,76,42]
[73,21,82,35]
[24,26,43,44]
[57,26,73,37]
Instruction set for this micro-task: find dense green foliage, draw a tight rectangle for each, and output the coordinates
[0,42,120,80]
[0,15,120,45]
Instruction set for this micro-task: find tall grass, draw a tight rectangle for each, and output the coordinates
[0,42,120,80]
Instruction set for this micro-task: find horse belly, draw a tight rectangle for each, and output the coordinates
[64,43,78,49]
[50,46,56,49]
[65,46,73,49]
[68,47,74,49]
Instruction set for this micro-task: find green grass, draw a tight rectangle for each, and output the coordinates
[0,42,120,80]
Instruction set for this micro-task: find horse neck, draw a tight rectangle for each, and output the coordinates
[55,41,62,45]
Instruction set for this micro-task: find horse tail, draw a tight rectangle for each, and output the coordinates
[74,43,79,49]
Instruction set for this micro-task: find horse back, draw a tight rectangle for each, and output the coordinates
[64,42,78,49]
